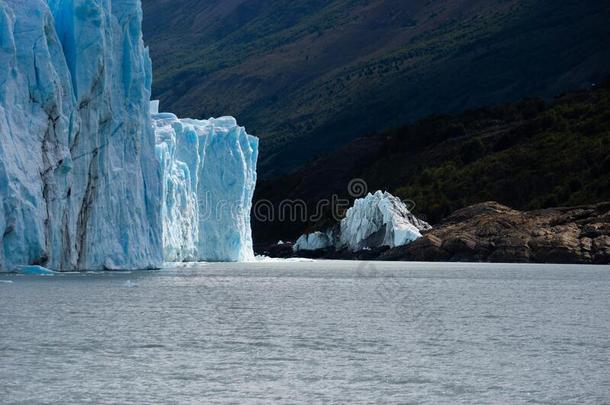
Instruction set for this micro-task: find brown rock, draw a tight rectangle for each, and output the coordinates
[592,236,610,264]
[380,234,451,261]
[382,201,610,264]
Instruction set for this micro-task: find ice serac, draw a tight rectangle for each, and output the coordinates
[0,0,161,271]
[340,191,431,251]
[153,109,258,262]
[293,191,431,253]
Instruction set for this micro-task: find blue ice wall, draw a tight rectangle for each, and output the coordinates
[0,0,161,271]
[154,111,258,262]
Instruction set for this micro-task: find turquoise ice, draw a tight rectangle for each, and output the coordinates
[154,110,258,262]
[0,0,258,270]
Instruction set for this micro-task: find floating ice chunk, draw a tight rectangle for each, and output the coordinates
[255,256,315,263]
[293,231,334,252]
[16,266,56,276]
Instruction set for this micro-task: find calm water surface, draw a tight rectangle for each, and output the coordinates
[1,261,609,404]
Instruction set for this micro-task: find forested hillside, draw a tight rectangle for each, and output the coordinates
[254,80,610,244]
[142,0,610,176]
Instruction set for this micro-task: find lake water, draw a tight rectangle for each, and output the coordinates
[1,260,609,404]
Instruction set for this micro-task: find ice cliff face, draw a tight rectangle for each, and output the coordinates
[294,191,430,252]
[153,110,258,262]
[0,0,161,271]
[0,0,259,271]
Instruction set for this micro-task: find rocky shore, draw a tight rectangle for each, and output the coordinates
[259,202,610,264]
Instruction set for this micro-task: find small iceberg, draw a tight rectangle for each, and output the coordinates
[16,265,56,276]
[293,231,334,252]
[293,191,431,253]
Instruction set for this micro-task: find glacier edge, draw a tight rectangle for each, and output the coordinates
[154,109,258,263]
[0,0,258,271]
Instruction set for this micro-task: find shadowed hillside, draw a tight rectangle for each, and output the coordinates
[253,79,610,245]
[143,0,610,177]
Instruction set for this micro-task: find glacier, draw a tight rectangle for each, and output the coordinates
[294,191,431,252]
[0,0,258,271]
[154,109,258,262]
[0,0,161,271]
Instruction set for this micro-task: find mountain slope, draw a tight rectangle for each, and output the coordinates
[142,0,610,177]
[253,79,610,245]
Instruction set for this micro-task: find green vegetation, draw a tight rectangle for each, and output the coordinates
[363,81,610,223]
[143,0,610,177]
[253,80,610,243]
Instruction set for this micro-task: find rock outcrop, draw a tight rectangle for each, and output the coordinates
[264,201,610,264]
[380,202,610,264]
